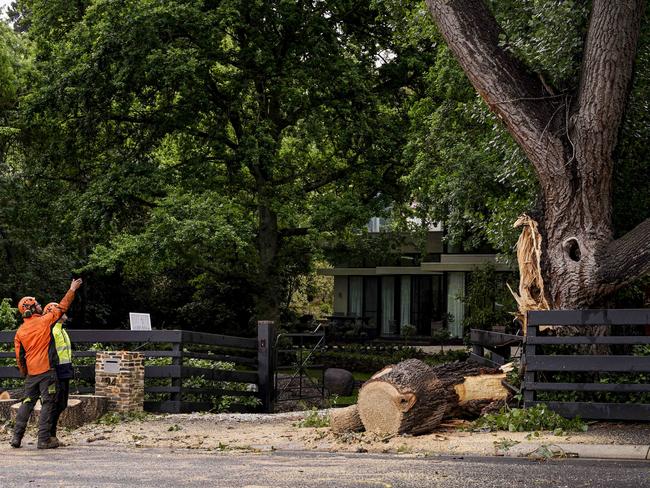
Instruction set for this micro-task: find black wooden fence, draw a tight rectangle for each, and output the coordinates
[469,329,523,367]
[0,321,275,414]
[522,309,650,421]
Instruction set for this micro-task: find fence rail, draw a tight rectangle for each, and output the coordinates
[469,329,523,368]
[523,309,650,421]
[0,323,275,414]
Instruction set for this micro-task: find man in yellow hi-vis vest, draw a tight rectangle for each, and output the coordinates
[44,302,74,443]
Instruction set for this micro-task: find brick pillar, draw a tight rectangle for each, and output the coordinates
[95,351,145,412]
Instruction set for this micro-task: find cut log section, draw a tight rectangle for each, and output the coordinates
[69,394,109,422]
[9,394,108,429]
[330,405,363,434]
[0,398,20,420]
[357,359,509,436]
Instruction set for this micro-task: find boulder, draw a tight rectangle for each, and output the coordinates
[324,368,355,396]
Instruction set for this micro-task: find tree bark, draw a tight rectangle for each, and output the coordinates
[69,394,109,422]
[425,0,648,309]
[0,398,20,421]
[356,360,508,436]
[330,405,364,433]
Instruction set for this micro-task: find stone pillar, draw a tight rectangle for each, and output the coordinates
[95,351,145,413]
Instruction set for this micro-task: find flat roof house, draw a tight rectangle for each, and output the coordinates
[318,219,512,340]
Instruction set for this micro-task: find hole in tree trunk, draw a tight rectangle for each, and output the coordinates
[564,238,581,262]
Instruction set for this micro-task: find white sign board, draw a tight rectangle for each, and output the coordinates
[129,313,152,331]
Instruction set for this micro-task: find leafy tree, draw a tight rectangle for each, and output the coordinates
[423,0,649,308]
[11,0,419,329]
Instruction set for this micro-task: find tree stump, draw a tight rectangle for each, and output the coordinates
[0,398,20,421]
[9,395,108,429]
[330,405,363,433]
[69,395,109,422]
[357,359,508,436]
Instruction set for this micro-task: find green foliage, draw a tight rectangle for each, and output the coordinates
[1,0,420,329]
[97,411,154,425]
[146,357,261,412]
[461,264,517,334]
[471,404,588,433]
[0,298,18,330]
[297,407,330,428]
[491,0,590,90]
[400,323,417,344]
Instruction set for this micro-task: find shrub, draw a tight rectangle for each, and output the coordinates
[471,404,588,433]
[0,298,18,330]
[297,407,330,428]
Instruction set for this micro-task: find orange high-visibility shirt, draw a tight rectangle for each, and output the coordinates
[14,289,76,376]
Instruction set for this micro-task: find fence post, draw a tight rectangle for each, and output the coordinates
[257,320,275,413]
[522,314,536,406]
[171,334,183,414]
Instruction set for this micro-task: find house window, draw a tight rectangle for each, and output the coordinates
[400,276,411,330]
[348,276,363,317]
[363,276,379,329]
[411,276,433,335]
[380,277,397,335]
[446,272,465,338]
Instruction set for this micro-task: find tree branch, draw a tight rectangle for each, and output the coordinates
[574,0,645,168]
[597,218,650,287]
[424,0,567,182]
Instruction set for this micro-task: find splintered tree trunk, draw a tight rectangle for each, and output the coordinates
[357,359,508,436]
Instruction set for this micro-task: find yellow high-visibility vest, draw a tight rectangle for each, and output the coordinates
[52,322,72,364]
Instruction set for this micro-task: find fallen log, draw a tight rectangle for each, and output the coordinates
[330,405,363,434]
[357,359,509,436]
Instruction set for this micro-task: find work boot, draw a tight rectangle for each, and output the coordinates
[10,435,21,448]
[37,437,59,449]
[49,436,63,447]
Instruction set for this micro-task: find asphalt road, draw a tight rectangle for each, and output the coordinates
[1,446,648,488]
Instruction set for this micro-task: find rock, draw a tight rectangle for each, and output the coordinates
[324,368,355,396]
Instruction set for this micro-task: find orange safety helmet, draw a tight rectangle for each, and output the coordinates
[44,302,60,315]
[18,297,38,317]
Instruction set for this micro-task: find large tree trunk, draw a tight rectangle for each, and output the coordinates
[425,0,649,308]
[256,204,282,320]
[356,360,508,435]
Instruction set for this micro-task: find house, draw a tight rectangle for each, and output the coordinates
[318,219,512,340]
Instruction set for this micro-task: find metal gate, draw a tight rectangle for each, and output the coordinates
[274,325,326,407]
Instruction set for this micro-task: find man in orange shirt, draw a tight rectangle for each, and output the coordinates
[11,278,83,449]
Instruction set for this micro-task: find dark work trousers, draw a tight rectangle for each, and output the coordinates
[13,370,57,444]
[50,377,70,438]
